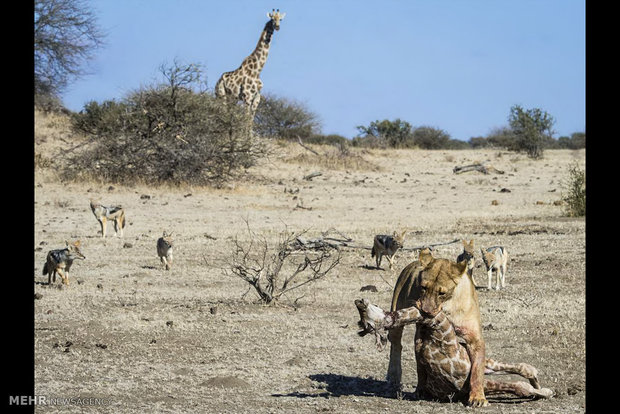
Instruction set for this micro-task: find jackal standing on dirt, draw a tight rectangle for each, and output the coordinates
[480,246,508,290]
[157,231,174,270]
[371,230,407,270]
[89,199,126,238]
[42,240,86,285]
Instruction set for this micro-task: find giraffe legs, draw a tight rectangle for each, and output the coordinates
[484,379,553,399]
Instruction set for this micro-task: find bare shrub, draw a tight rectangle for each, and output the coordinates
[227,222,341,305]
[64,61,269,186]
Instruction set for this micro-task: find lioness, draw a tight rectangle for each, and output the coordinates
[355,298,553,403]
[388,248,488,406]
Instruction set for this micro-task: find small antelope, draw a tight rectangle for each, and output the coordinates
[457,239,478,287]
[480,246,508,290]
[157,231,174,270]
[42,240,86,285]
[371,230,407,270]
[90,199,126,238]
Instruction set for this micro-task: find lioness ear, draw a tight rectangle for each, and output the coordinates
[419,248,433,266]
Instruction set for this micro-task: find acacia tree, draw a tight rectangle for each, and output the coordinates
[34,0,104,101]
[508,105,555,159]
[355,119,414,148]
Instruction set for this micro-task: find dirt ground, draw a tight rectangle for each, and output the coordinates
[34,116,585,413]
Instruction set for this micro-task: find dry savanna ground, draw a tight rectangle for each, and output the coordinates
[34,111,585,413]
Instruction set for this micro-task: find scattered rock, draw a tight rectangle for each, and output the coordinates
[209,306,218,315]
[123,242,133,248]
[491,200,499,206]
[140,194,151,200]
[95,343,108,349]
[360,285,378,292]
[34,293,43,300]
[166,320,174,327]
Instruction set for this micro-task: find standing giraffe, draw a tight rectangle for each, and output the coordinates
[215,9,286,114]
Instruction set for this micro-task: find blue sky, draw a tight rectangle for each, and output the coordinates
[60,0,585,141]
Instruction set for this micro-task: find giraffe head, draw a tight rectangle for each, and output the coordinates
[267,9,286,30]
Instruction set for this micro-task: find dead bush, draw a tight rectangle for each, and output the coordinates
[226,222,341,305]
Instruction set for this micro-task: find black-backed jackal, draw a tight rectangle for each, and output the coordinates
[42,240,86,285]
[371,230,407,270]
[89,199,126,238]
[457,239,478,287]
[157,231,174,270]
[480,246,508,290]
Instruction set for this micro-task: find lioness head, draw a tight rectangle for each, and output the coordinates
[414,248,468,317]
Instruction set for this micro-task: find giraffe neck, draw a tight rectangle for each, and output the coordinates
[246,20,275,74]
[421,312,455,342]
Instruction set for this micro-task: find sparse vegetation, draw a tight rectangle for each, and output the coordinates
[65,61,269,186]
[227,223,341,305]
[562,162,586,217]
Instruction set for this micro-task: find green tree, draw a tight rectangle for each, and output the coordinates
[412,126,451,149]
[508,105,555,159]
[355,119,414,148]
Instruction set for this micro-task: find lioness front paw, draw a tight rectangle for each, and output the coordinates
[468,394,489,407]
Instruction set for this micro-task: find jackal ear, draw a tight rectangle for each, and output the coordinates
[419,248,433,266]
[65,240,70,247]
[74,240,81,247]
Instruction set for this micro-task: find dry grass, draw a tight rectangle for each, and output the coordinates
[33,111,585,413]
[285,144,381,172]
